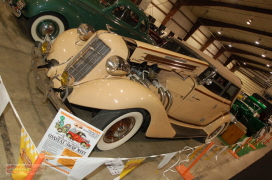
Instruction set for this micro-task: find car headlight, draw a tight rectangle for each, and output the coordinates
[77,24,96,41]
[60,71,75,86]
[106,56,130,76]
[41,40,51,55]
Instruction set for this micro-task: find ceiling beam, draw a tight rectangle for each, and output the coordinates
[213,35,272,52]
[150,2,167,16]
[223,56,233,67]
[183,17,272,42]
[224,47,272,63]
[239,63,271,73]
[232,54,271,68]
[200,36,215,51]
[180,0,272,15]
[183,20,201,41]
[162,0,183,25]
[198,18,272,38]
[214,47,225,59]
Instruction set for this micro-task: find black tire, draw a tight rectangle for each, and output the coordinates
[28,12,68,41]
[91,108,145,151]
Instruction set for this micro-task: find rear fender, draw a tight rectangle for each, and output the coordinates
[203,113,231,135]
[68,78,176,138]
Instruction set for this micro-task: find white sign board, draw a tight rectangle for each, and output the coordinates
[37,108,103,175]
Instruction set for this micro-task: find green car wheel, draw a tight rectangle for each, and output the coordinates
[28,12,68,41]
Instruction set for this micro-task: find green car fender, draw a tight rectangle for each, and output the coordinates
[22,0,84,28]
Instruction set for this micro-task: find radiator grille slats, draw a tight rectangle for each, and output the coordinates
[67,36,111,82]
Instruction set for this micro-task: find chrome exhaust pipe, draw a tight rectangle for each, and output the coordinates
[158,87,165,105]
[165,90,173,111]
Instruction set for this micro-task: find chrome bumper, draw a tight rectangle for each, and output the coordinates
[6,0,26,17]
[31,42,71,112]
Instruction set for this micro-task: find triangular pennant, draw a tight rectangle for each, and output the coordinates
[68,157,108,180]
[0,76,10,115]
[12,127,39,180]
[117,157,146,179]
[157,152,177,169]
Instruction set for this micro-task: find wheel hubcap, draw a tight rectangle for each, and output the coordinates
[41,23,54,35]
[37,20,59,40]
[104,117,135,143]
[207,126,222,139]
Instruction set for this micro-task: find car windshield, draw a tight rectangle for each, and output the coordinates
[162,39,205,61]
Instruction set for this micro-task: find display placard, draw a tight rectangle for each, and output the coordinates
[37,108,103,175]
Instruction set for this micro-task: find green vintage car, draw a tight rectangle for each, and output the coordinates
[7,0,155,44]
[231,95,267,137]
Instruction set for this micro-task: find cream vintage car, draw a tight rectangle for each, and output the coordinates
[31,24,241,150]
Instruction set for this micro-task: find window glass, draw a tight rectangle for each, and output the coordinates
[162,39,205,60]
[222,84,239,100]
[140,20,147,32]
[199,68,240,101]
[112,6,139,27]
[198,67,214,80]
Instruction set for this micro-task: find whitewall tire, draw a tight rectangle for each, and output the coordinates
[205,123,226,143]
[28,13,67,41]
[91,109,145,151]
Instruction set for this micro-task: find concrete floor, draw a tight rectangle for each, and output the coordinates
[0,2,271,180]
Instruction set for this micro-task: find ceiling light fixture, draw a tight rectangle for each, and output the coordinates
[262,52,267,57]
[228,43,233,47]
[243,62,246,65]
[217,29,223,35]
[246,18,252,25]
[255,38,261,44]
[267,64,270,67]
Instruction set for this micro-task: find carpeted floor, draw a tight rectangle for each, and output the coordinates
[230,150,272,180]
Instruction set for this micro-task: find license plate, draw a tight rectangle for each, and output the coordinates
[16,0,26,10]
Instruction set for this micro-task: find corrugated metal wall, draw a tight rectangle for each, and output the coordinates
[234,70,264,95]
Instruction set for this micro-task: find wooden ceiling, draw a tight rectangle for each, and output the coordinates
[159,0,272,74]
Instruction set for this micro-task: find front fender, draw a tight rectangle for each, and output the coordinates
[68,78,176,138]
[23,0,83,28]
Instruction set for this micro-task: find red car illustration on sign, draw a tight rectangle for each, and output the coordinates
[66,130,90,149]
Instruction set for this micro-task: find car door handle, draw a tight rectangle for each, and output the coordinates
[192,95,200,101]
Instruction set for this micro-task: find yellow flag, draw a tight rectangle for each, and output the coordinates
[12,128,39,180]
[119,158,145,179]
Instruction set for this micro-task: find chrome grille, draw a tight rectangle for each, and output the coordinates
[67,36,111,82]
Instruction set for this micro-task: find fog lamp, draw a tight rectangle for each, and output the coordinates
[61,71,75,86]
[41,41,51,55]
